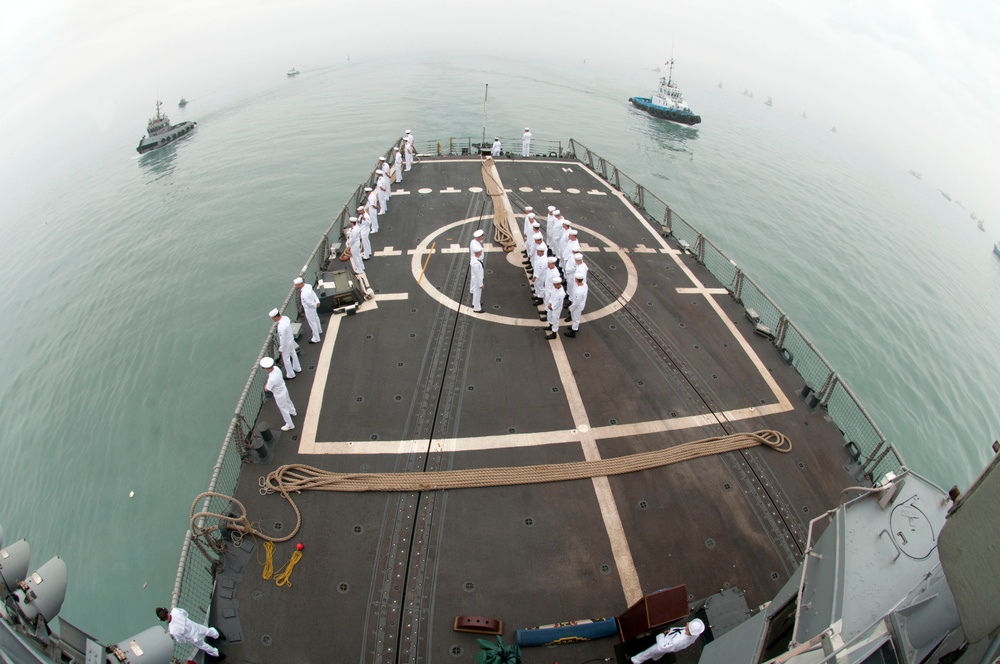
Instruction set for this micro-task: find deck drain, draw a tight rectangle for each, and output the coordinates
[609,419,618,425]
[492,304,501,309]
[771,572,780,580]
[723,343,729,347]
[467,385,475,391]
[638,500,649,510]
[670,412,677,417]
[309,365,315,370]
[251,590,263,600]
[366,335,373,340]
[760,399,766,404]
[802,506,810,514]
[705,538,716,549]
[688,593,695,601]
[410,308,417,313]
[652,283,657,287]
[508,428,516,434]
[273,522,284,531]
[551,387,559,392]
[723,581,731,589]
[337,582,350,594]
[462,581,476,593]
[450,645,464,658]
[523,517,535,527]
[397,362,404,367]
[583,352,592,358]
[599,564,612,576]
[646,301,653,306]
[370,434,379,440]
[353,525,363,534]
[360,463,370,471]
[679,323,686,328]
[610,264,617,269]
[712,374,718,379]
[409,333,416,338]
[797,461,806,469]
[694,345,700,349]
[495,357,503,363]
[637,380,645,386]
[394,395,402,401]
[261,634,273,647]
[609,324,617,330]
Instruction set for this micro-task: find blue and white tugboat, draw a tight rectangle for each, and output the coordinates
[629,59,702,126]
[136,100,196,154]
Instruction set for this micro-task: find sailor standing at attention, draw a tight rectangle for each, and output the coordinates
[381,161,392,203]
[530,245,549,305]
[404,130,415,170]
[269,308,301,379]
[470,229,485,261]
[376,169,389,214]
[365,187,379,233]
[561,228,581,275]
[544,277,566,340]
[522,209,536,251]
[630,619,705,663]
[564,271,588,338]
[294,277,322,344]
[537,254,559,309]
[393,146,403,182]
[521,127,532,157]
[491,136,502,157]
[259,357,297,431]
[360,207,373,260]
[469,247,485,313]
[348,216,365,277]
[546,207,559,243]
[156,607,224,660]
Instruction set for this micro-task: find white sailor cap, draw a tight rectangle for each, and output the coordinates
[375,169,382,174]
[379,156,386,161]
[532,231,543,239]
[494,136,499,140]
[394,146,400,151]
[293,277,304,285]
[573,252,584,260]
[527,212,535,218]
[364,187,373,192]
[405,129,411,134]
[567,228,578,236]
[350,216,359,223]
[688,619,705,636]
[546,255,557,263]
[473,230,484,237]
[525,206,533,211]
[268,308,280,318]
[574,270,586,280]
[547,205,555,211]
[357,205,365,210]
[260,357,275,369]
[531,222,541,228]
[552,276,563,284]
[553,209,561,215]
[562,219,572,226]
[525,127,530,131]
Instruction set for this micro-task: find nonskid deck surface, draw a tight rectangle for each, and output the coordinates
[218,157,857,663]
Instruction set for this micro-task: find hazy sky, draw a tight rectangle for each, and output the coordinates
[2,0,997,218]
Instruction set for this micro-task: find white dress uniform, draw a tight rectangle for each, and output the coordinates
[541,262,559,299]
[547,210,560,243]
[469,255,485,312]
[522,213,536,247]
[470,230,485,261]
[531,250,549,299]
[568,279,588,332]
[365,189,380,233]
[629,622,703,663]
[382,163,392,200]
[393,148,403,182]
[562,236,580,276]
[521,128,532,157]
[275,314,301,378]
[376,171,389,214]
[167,607,221,658]
[404,140,414,171]
[264,362,297,430]
[546,281,566,334]
[360,212,372,260]
[298,281,322,343]
[568,256,589,299]
[491,138,502,156]
[348,221,365,275]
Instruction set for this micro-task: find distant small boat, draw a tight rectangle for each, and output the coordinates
[940,190,952,201]
[178,98,188,108]
[718,82,722,89]
[978,219,985,232]
[909,170,922,180]
[628,58,702,126]
[287,68,300,77]
[993,241,1000,257]
[136,100,196,154]
[765,96,773,107]
[801,111,807,119]
[831,126,837,133]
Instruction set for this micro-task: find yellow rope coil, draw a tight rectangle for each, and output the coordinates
[261,541,275,580]
[273,550,303,587]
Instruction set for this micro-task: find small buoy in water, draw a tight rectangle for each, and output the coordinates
[129,491,135,498]
[142,582,148,588]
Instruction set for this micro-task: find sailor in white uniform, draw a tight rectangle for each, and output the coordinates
[360,208,372,260]
[536,254,559,308]
[294,277,322,344]
[522,211,537,251]
[376,169,389,214]
[404,138,415,171]
[491,136,502,157]
[470,229,485,261]
[546,206,559,242]
[156,607,223,659]
[630,619,705,663]
[565,253,588,313]
[561,228,580,275]
[524,222,542,270]
[544,277,565,339]
[348,216,365,276]
[259,356,297,431]
[521,127,532,157]
[552,218,571,267]
[393,146,403,182]
[364,187,379,233]
[564,271,588,338]
[469,247,485,313]
[269,308,301,379]
[530,245,549,304]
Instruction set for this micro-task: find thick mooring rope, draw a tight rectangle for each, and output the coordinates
[193,430,789,545]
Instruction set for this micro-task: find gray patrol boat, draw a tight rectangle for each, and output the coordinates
[2,137,997,664]
[136,100,196,154]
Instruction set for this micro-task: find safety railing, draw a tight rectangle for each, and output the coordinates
[567,138,905,481]
[420,137,563,159]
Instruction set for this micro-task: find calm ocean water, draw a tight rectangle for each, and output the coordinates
[2,53,998,642]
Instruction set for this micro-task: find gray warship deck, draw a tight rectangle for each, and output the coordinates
[217,156,860,663]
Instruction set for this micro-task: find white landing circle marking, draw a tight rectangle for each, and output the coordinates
[567,188,581,194]
[411,215,638,327]
[418,187,433,194]
[519,186,534,192]
[468,186,484,193]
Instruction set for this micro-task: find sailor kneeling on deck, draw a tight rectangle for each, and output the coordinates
[630,619,704,663]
